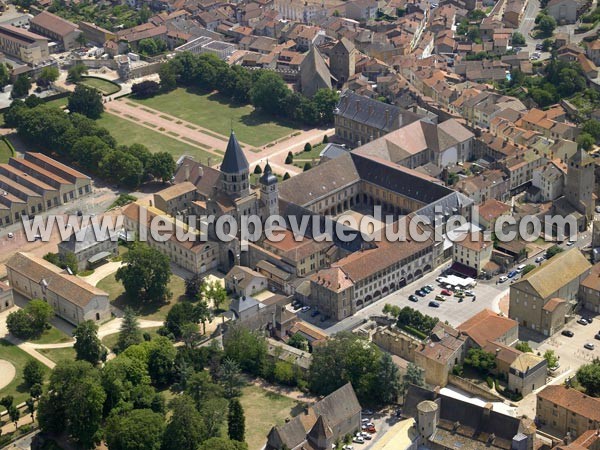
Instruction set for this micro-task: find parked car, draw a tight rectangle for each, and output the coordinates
[535,256,545,263]
[441,289,452,296]
[499,276,508,283]
[561,330,574,337]
[567,240,575,246]
[361,409,373,415]
[507,270,518,278]
[7,232,13,238]
[426,284,434,291]
[455,291,465,298]
[301,306,311,312]
[408,294,419,302]
[535,43,543,50]
[366,425,376,433]
[353,436,364,444]
[577,318,589,326]
[595,333,600,340]
[435,295,447,302]
[422,286,433,293]
[416,290,427,297]
[429,301,440,308]
[584,342,595,350]
[464,290,474,296]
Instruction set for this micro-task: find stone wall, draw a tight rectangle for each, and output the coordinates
[448,374,505,402]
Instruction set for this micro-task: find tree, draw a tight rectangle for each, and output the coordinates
[383,303,401,318]
[165,302,196,338]
[542,38,554,51]
[464,348,496,375]
[304,142,312,152]
[303,162,312,171]
[162,396,206,450]
[116,308,143,353]
[515,341,533,352]
[219,358,242,398]
[544,350,559,368]
[23,360,45,387]
[11,74,31,98]
[274,360,295,385]
[288,333,309,352]
[0,395,14,411]
[403,362,425,392]
[26,397,35,420]
[250,71,290,115]
[131,80,160,98]
[228,398,245,442]
[253,165,262,174]
[37,66,59,88]
[6,299,53,339]
[100,149,144,188]
[105,409,165,450]
[283,172,290,180]
[159,63,177,92]
[0,63,10,90]
[583,119,600,141]
[512,32,526,45]
[521,264,536,276]
[30,383,43,399]
[223,324,268,376]
[194,300,211,335]
[536,13,556,37]
[74,320,107,365]
[185,274,205,300]
[138,38,166,56]
[578,132,595,151]
[377,352,401,404]
[200,396,228,438]
[312,89,339,124]
[577,359,600,396]
[8,405,20,429]
[199,438,248,450]
[323,134,329,144]
[285,152,293,164]
[546,245,564,259]
[67,64,88,83]
[147,151,176,183]
[202,280,228,311]
[68,84,104,119]
[148,336,176,386]
[116,242,172,303]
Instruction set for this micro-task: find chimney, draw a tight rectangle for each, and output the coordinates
[356,100,361,112]
[184,165,190,181]
[385,108,390,124]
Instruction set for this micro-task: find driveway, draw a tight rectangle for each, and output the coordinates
[79,261,123,286]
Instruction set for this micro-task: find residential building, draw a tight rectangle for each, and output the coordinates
[531,160,566,202]
[329,37,358,86]
[508,352,547,396]
[458,309,519,349]
[77,21,116,46]
[0,24,49,64]
[58,226,118,271]
[29,11,82,51]
[225,265,268,297]
[537,385,600,439]
[345,0,379,20]
[451,232,493,277]
[476,199,512,230]
[509,248,591,335]
[547,0,581,24]
[266,383,361,450]
[579,262,600,312]
[455,170,510,204]
[6,252,110,325]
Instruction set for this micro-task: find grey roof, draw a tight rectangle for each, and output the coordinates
[311,383,361,428]
[259,161,277,186]
[334,37,356,54]
[335,90,422,134]
[221,131,248,174]
[300,46,332,97]
[229,295,264,316]
[58,225,117,254]
[320,143,349,160]
[414,190,474,224]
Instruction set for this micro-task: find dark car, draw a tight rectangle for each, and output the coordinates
[408,294,418,302]
[561,330,574,337]
[416,290,427,297]
[428,301,440,308]
[311,310,320,317]
[595,333,600,340]
[535,43,543,50]
[508,270,518,278]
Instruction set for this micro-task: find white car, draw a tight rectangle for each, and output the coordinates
[499,276,508,283]
[353,436,365,444]
[301,306,311,312]
[465,290,474,296]
[361,418,370,423]
[567,240,575,246]
[7,232,13,238]
[535,256,545,263]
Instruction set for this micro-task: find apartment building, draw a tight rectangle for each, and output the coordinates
[29,11,82,51]
[0,24,49,64]
[452,232,493,276]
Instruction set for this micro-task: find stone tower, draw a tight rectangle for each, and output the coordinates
[259,161,279,218]
[221,131,250,199]
[329,37,357,87]
[565,148,594,222]
[417,400,439,441]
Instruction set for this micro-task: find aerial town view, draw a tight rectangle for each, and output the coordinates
[1,0,600,448]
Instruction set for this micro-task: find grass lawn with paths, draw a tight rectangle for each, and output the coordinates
[0,138,13,163]
[96,112,220,165]
[0,339,52,410]
[131,88,298,147]
[28,326,72,345]
[101,326,162,351]
[38,347,76,364]
[79,77,121,96]
[239,384,303,450]
[96,273,187,321]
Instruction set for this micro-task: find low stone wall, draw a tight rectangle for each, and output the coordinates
[448,374,505,402]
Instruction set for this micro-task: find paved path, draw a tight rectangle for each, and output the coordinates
[0,360,15,389]
[78,261,123,286]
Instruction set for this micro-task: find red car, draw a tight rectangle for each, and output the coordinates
[441,289,452,296]
[366,426,376,433]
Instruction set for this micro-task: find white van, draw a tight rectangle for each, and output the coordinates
[516,264,526,272]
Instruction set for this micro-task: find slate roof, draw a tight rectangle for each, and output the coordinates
[259,161,277,186]
[300,46,332,97]
[221,131,248,174]
[58,225,117,254]
[173,157,222,198]
[335,90,422,134]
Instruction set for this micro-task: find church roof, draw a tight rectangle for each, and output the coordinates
[221,131,248,174]
[300,46,332,97]
[260,161,277,186]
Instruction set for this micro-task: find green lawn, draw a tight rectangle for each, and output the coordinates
[79,77,121,95]
[102,326,161,351]
[38,347,76,364]
[45,96,69,108]
[132,88,298,147]
[0,138,13,163]
[0,339,52,410]
[28,326,72,345]
[96,112,219,165]
[96,273,187,321]
[294,143,325,159]
[239,384,302,450]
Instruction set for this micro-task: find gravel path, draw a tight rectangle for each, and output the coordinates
[0,360,15,390]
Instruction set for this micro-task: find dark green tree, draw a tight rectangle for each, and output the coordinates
[116,307,143,353]
[37,66,59,87]
[546,245,564,259]
[23,359,45,387]
[74,320,107,365]
[116,242,172,303]
[11,74,31,98]
[0,63,10,90]
[576,359,600,396]
[185,273,205,300]
[68,84,104,119]
[287,333,309,352]
[105,408,165,450]
[376,352,401,404]
[223,324,268,376]
[403,362,425,391]
[228,398,245,442]
[219,357,243,398]
[511,32,526,45]
[148,152,176,183]
[515,341,533,352]
[161,396,206,450]
[250,71,290,115]
[159,63,177,92]
[464,348,497,375]
[67,64,88,82]
[148,336,176,386]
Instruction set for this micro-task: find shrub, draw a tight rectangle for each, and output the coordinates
[304,142,312,152]
[486,376,494,388]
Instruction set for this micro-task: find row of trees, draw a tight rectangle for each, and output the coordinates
[153,52,339,126]
[5,100,176,188]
